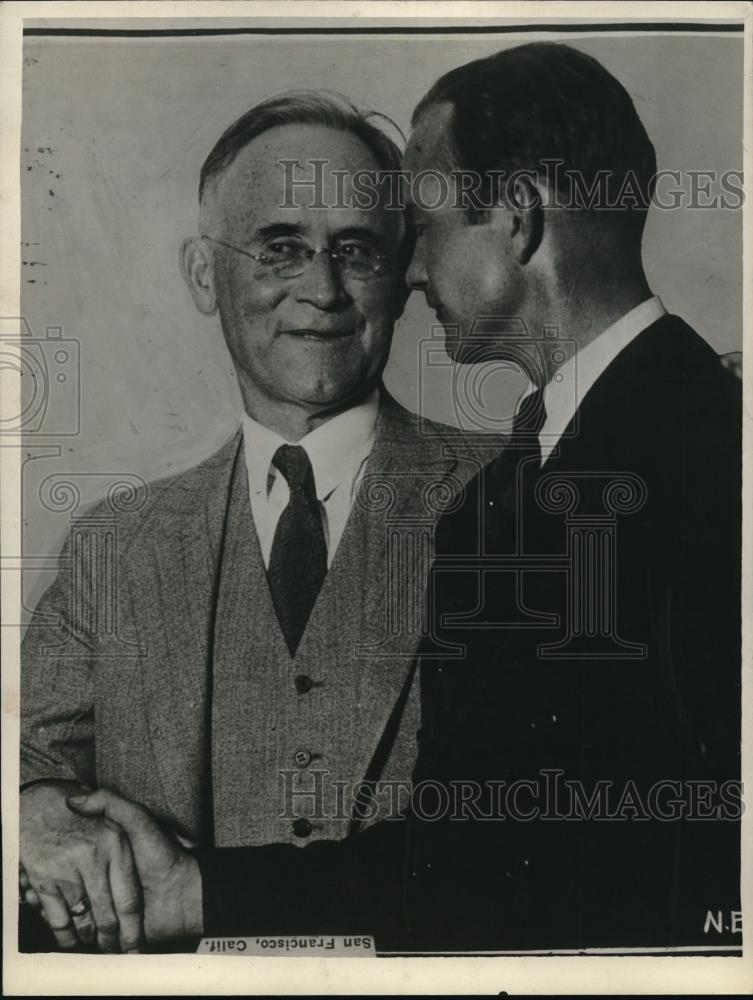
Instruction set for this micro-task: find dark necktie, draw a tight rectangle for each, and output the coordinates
[267,444,327,656]
[489,385,548,517]
[511,384,547,442]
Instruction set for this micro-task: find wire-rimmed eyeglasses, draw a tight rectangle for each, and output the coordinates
[201,234,392,281]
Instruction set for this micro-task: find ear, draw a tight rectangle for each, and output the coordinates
[180,236,217,315]
[508,174,544,266]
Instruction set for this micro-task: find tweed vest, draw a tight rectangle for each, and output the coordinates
[210,412,489,846]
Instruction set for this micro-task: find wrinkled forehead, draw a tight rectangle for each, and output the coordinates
[201,123,402,239]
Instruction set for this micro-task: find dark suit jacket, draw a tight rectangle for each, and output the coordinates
[196,316,742,952]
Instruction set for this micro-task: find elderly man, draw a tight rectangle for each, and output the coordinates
[19,92,496,952]
[63,42,742,955]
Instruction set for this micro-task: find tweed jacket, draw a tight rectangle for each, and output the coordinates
[21,391,502,847]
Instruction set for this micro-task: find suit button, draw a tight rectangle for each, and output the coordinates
[294,674,313,694]
[293,749,312,768]
[293,818,312,838]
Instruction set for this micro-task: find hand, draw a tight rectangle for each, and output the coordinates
[720,351,742,379]
[19,863,41,909]
[20,780,143,952]
[67,788,203,942]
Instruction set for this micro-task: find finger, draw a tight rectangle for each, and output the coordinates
[55,880,97,947]
[175,832,199,850]
[67,788,154,839]
[66,792,149,953]
[76,850,121,953]
[23,887,42,909]
[35,883,79,950]
[66,791,106,818]
[72,911,97,946]
[109,839,143,953]
[19,867,41,909]
[70,899,97,946]
[62,840,120,952]
[720,352,743,378]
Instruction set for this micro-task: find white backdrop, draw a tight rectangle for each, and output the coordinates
[19,30,744,614]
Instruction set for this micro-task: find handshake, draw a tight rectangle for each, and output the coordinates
[19,781,204,953]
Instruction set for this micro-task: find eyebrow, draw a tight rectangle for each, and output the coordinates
[330,225,386,244]
[256,222,307,240]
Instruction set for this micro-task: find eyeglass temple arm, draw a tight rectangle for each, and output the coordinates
[200,235,262,262]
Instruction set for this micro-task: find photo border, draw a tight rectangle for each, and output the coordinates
[2,1,751,994]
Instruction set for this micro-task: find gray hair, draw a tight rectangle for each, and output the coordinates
[198,89,404,202]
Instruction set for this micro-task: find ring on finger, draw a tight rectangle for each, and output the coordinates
[69,895,91,918]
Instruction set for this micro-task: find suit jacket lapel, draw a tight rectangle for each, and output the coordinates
[209,439,293,839]
[298,393,462,782]
[310,391,462,652]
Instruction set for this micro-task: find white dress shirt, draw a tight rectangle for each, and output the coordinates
[241,390,379,568]
[518,296,666,465]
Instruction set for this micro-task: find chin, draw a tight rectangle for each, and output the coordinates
[442,329,473,366]
[297,380,366,409]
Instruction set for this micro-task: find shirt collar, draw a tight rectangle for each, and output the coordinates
[241,388,379,501]
[519,296,665,461]
[241,415,288,500]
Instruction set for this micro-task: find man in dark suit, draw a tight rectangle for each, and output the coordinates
[57,43,742,953]
[393,41,743,949]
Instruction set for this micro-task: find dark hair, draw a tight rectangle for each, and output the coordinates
[199,89,404,201]
[413,42,657,235]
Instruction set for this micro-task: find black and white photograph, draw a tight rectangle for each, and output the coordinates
[2,1,750,995]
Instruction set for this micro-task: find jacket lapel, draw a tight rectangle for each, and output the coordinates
[209,441,295,843]
[298,393,462,782]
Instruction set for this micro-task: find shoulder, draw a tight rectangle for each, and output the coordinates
[377,390,506,467]
[599,316,742,496]
[581,315,741,446]
[647,316,741,437]
[623,315,738,401]
[72,432,241,548]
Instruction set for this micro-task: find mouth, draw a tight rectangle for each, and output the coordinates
[281,328,355,341]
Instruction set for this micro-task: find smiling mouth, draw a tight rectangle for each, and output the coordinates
[282,328,355,341]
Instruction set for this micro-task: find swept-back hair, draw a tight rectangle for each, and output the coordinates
[199,89,404,201]
[413,42,657,236]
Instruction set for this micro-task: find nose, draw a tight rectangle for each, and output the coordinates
[293,251,349,310]
[406,241,428,291]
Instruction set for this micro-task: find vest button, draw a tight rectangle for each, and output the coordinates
[293,749,312,768]
[293,818,312,838]
[294,674,313,694]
